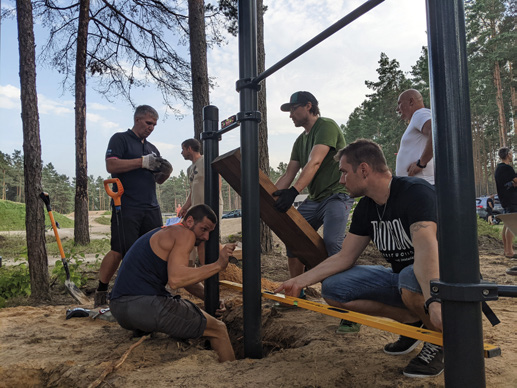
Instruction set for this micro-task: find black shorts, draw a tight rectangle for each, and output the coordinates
[109,295,207,339]
[110,206,162,254]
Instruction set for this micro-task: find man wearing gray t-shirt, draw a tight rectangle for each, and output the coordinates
[395,89,434,185]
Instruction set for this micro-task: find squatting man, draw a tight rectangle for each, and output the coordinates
[275,139,444,378]
[109,204,236,362]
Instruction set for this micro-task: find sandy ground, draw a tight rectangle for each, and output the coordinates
[0,214,517,387]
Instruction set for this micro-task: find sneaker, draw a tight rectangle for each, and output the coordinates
[94,290,108,308]
[403,342,444,378]
[506,266,517,276]
[384,321,423,355]
[335,319,361,334]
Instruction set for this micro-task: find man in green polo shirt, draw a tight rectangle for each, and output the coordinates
[274,91,355,331]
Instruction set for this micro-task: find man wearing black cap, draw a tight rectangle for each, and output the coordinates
[274,92,354,325]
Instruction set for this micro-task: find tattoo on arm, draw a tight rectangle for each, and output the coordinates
[410,222,430,237]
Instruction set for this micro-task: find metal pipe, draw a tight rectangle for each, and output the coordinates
[202,105,221,317]
[252,0,384,86]
[426,1,485,386]
[238,0,263,359]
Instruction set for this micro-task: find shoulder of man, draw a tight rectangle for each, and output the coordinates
[392,176,435,199]
[315,116,340,130]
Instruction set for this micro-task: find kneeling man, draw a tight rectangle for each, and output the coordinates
[276,139,443,377]
[110,204,236,362]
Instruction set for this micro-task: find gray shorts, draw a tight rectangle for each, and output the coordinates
[110,294,207,339]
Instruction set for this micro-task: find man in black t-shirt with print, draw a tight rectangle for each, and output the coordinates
[495,147,517,258]
[276,139,443,378]
[95,105,173,307]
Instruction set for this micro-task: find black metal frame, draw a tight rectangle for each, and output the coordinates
[198,0,515,385]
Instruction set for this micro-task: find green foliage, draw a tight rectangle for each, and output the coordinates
[0,262,31,307]
[51,255,87,288]
[0,199,74,232]
[342,52,412,170]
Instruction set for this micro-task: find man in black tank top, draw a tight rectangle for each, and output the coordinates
[110,204,236,363]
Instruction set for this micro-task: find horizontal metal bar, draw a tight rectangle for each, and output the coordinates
[252,0,385,86]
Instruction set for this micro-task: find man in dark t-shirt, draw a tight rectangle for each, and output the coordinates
[95,105,173,307]
[276,139,443,378]
[494,147,517,258]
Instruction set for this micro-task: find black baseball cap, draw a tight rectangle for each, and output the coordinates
[280,91,318,112]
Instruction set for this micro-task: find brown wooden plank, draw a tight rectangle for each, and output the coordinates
[212,148,327,269]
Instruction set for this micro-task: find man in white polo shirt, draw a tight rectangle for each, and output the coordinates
[395,89,434,184]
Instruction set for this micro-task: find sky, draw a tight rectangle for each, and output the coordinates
[0,0,428,180]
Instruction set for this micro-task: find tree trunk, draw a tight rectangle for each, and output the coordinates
[16,0,51,303]
[257,0,273,253]
[493,60,508,147]
[74,0,90,245]
[188,0,209,140]
[510,61,517,138]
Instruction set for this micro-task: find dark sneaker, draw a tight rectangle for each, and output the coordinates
[335,319,361,334]
[384,321,423,355]
[403,342,444,378]
[506,266,517,276]
[94,290,108,308]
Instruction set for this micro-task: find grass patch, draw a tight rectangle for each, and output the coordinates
[0,234,110,261]
[0,199,73,231]
[94,216,111,225]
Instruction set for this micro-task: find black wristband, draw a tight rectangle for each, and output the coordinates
[424,296,441,315]
[416,159,427,169]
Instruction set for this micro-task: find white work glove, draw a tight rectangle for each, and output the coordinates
[142,154,162,171]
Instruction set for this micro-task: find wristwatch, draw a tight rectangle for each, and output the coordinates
[424,296,441,315]
[416,159,427,169]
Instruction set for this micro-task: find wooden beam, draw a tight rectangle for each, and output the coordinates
[213,148,327,269]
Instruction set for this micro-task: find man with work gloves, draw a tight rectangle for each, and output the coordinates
[95,105,173,307]
[273,91,354,308]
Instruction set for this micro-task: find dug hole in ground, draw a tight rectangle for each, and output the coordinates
[0,214,516,387]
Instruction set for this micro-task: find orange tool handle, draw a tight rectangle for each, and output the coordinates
[48,210,66,259]
[103,178,124,207]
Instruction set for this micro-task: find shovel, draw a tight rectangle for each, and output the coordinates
[39,192,91,305]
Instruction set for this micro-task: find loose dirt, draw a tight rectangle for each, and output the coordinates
[0,216,516,387]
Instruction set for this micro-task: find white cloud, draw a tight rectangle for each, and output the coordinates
[0,84,21,109]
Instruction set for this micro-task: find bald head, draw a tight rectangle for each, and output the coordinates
[396,89,425,121]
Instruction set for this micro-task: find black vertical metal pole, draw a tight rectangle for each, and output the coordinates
[203,105,221,317]
[426,1,485,386]
[238,0,263,358]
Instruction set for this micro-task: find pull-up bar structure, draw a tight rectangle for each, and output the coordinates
[199,0,513,386]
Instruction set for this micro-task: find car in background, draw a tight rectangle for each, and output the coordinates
[476,195,502,224]
[222,209,242,219]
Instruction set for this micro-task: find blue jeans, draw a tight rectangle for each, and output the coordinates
[287,193,354,258]
[321,264,421,309]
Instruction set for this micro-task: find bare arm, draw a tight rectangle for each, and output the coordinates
[410,221,442,331]
[179,194,192,218]
[292,144,330,193]
[275,233,371,297]
[407,119,433,176]
[275,160,301,190]
[106,157,143,174]
[167,239,235,289]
